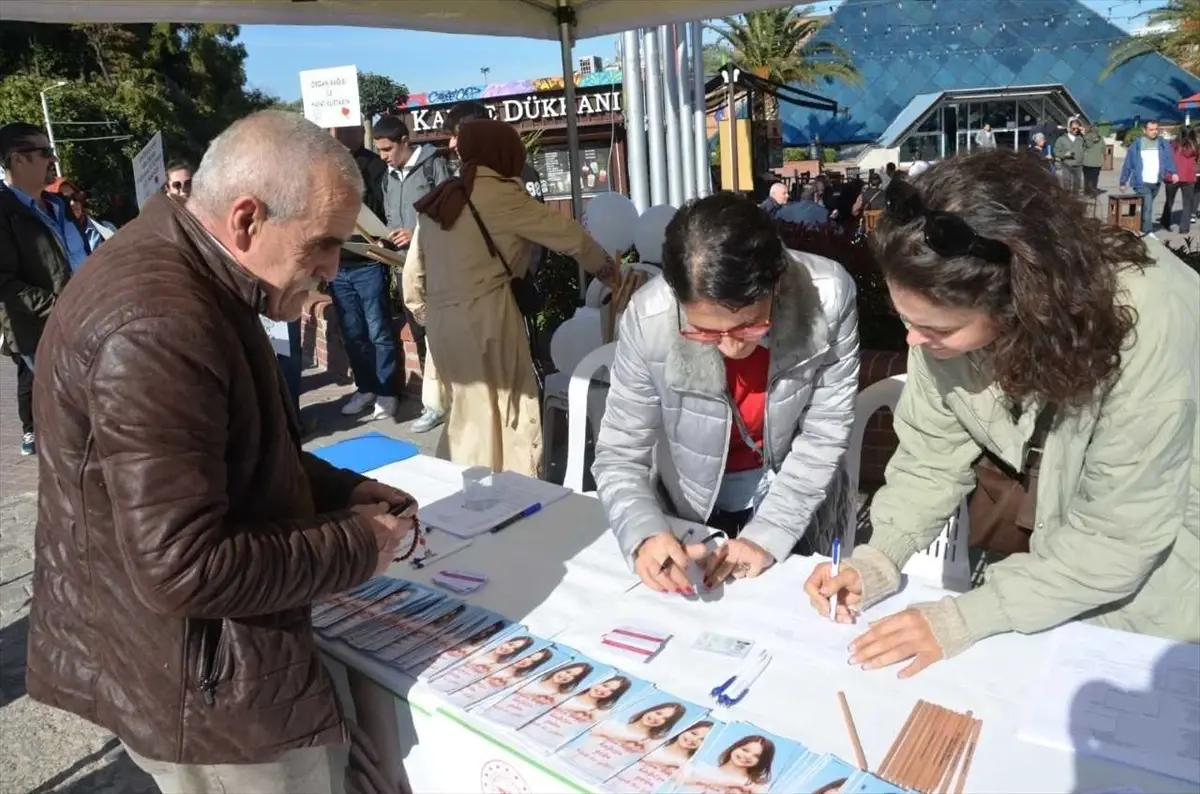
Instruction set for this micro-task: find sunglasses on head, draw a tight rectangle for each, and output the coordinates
[676,301,772,345]
[884,179,1012,265]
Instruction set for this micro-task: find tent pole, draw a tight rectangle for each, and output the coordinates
[676,22,695,201]
[623,29,650,213]
[644,28,668,206]
[661,25,683,207]
[691,20,709,197]
[727,66,739,192]
[555,0,587,300]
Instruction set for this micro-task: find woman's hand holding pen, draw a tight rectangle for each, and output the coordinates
[804,562,863,624]
[633,533,706,594]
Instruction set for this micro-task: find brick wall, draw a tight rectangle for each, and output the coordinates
[303,298,908,477]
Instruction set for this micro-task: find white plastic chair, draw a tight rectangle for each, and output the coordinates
[562,343,616,494]
[847,374,972,593]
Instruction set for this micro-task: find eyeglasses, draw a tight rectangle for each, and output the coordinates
[16,146,54,159]
[676,301,772,344]
[883,179,1012,265]
[169,179,192,192]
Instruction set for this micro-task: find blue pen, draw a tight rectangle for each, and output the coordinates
[489,502,543,534]
[829,537,842,622]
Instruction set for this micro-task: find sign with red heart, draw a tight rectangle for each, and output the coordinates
[299,64,361,129]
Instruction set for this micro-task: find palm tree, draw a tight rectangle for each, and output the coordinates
[706,6,858,118]
[1103,0,1200,78]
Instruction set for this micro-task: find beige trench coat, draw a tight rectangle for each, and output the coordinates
[403,167,609,476]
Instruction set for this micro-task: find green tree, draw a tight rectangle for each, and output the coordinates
[706,6,858,118]
[1103,0,1200,78]
[0,22,274,221]
[357,71,409,120]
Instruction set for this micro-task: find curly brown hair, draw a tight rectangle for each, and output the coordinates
[871,149,1149,405]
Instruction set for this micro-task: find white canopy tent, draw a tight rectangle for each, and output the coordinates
[4,0,793,220]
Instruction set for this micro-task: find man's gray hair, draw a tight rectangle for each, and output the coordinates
[1033,132,1046,143]
[191,110,363,221]
[800,184,817,201]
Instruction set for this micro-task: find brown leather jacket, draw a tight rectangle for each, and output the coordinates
[26,194,379,764]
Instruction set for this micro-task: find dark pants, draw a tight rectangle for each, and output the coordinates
[1161,181,1197,233]
[1059,165,1083,195]
[276,320,303,415]
[11,354,33,435]
[328,263,398,397]
[1135,182,1161,234]
[1082,166,1101,194]
[394,276,426,363]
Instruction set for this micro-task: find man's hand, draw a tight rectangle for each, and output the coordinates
[350,480,418,518]
[633,533,707,594]
[702,538,773,588]
[352,502,415,576]
[849,608,944,679]
[388,228,413,248]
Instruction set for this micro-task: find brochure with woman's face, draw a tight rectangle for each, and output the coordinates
[556,689,710,784]
[391,607,503,672]
[312,577,412,632]
[476,655,597,729]
[518,664,652,750]
[428,630,547,694]
[340,590,453,649]
[415,616,517,680]
[327,584,439,641]
[605,717,724,794]
[773,753,857,794]
[372,601,471,661]
[445,643,572,709]
[669,720,812,794]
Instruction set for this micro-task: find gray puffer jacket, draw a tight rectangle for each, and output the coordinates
[593,250,860,566]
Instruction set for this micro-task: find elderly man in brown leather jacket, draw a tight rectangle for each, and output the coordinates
[26,111,415,794]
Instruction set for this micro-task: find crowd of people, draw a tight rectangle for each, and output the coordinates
[1,104,1197,794]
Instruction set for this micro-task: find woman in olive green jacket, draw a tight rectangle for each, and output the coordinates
[1080,121,1106,195]
[806,150,1199,678]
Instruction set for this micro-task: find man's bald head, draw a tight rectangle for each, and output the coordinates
[189,111,364,322]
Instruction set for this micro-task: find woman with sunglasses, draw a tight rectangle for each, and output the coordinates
[805,150,1199,677]
[593,193,860,593]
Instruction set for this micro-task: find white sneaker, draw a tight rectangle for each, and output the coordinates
[341,391,376,416]
[372,396,399,419]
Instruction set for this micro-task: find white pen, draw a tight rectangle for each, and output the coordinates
[829,537,842,622]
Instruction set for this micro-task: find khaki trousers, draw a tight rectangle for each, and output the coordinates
[420,344,448,415]
[125,745,333,794]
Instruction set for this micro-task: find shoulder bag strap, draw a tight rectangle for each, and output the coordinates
[1021,402,1057,477]
[465,197,514,279]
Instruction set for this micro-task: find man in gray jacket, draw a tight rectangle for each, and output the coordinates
[592,195,859,591]
[374,115,452,432]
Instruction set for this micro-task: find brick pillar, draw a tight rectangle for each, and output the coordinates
[856,349,908,489]
[302,294,423,396]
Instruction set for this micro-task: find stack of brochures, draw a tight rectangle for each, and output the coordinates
[313,577,921,794]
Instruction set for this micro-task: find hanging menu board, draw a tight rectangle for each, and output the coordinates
[532,145,612,199]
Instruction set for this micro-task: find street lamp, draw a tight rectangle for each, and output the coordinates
[40,80,68,177]
[481,66,491,83]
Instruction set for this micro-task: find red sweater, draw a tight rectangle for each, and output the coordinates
[1174,142,1198,184]
[724,346,770,474]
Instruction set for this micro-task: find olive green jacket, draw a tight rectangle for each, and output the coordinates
[1081,129,1106,169]
[848,236,1200,658]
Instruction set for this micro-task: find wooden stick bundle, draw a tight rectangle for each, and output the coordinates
[876,700,982,794]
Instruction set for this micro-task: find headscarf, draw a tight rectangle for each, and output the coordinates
[414,119,527,229]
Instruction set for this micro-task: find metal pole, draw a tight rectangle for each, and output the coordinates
[555,1,587,300]
[40,91,63,177]
[727,66,740,192]
[623,29,650,213]
[691,20,709,197]
[644,28,668,206]
[661,25,683,207]
[676,22,695,201]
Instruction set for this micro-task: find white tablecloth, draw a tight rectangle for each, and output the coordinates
[318,455,1194,794]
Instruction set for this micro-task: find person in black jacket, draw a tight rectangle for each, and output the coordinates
[328,125,402,420]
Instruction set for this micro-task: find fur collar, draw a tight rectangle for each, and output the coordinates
[664,253,829,397]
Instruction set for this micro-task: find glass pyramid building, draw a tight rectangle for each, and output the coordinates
[780,0,1200,145]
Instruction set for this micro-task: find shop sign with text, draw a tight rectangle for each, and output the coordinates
[411,91,622,132]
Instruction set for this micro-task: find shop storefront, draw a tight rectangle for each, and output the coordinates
[405,75,627,213]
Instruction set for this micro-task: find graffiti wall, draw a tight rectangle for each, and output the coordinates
[406,68,622,108]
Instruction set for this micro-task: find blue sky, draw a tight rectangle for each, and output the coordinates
[240,0,1164,100]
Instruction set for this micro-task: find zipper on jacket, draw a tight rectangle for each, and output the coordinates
[196,620,229,706]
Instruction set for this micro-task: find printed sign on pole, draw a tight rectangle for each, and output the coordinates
[132,131,166,208]
[300,65,360,128]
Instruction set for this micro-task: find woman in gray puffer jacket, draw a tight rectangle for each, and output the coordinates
[592,194,860,594]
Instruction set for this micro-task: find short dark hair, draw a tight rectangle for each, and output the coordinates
[872,149,1147,405]
[662,193,787,310]
[373,115,409,143]
[0,122,47,167]
[885,162,897,174]
[165,160,193,174]
[446,102,492,135]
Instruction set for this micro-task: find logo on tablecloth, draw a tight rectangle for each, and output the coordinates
[480,759,530,793]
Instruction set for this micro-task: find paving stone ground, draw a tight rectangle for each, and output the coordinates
[0,157,1182,793]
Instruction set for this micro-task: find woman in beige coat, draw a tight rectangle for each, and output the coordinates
[403,120,613,476]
